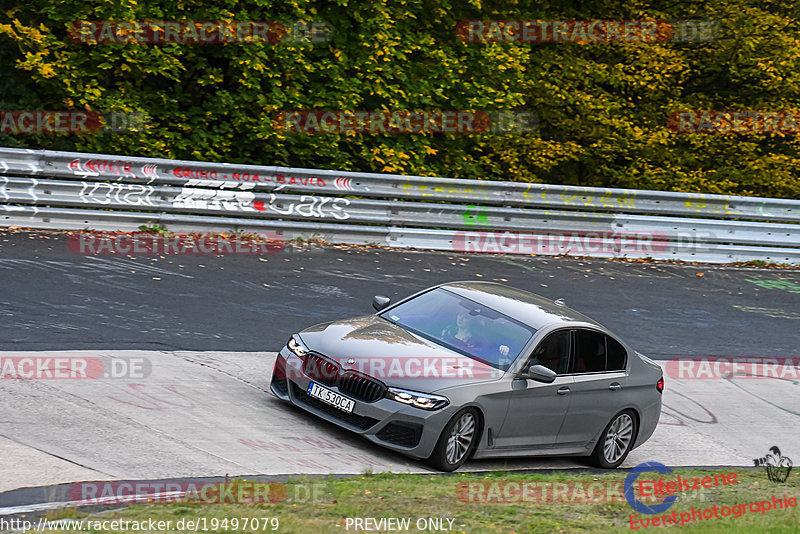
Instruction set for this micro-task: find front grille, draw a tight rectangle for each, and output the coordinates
[301,353,387,403]
[376,422,423,448]
[291,383,379,430]
[302,353,339,387]
[337,372,387,403]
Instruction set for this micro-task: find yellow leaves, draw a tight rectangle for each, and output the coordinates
[424,146,438,155]
[39,63,56,78]
[0,23,19,39]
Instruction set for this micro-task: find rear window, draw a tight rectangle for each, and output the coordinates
[606,336,627,371]
[572,329,628,373]
[573,329,606,373]
[381,288,536,370]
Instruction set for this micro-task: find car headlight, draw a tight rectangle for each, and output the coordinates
[387,387,449,410]
[287,335,310,358]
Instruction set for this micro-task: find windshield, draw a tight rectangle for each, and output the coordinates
[380,288,536,370]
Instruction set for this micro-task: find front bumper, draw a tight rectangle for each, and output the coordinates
[270,348,457,460]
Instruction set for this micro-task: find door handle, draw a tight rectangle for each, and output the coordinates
[557,387,570,395]
[609,383,622,391]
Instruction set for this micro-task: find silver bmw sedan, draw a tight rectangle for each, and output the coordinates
[271,281,663,471]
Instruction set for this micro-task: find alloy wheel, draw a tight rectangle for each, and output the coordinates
[603,413,634,464]
[445,412,476,465]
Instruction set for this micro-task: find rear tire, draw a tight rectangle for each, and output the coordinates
[589,410,637,469]
[427,408,480,472]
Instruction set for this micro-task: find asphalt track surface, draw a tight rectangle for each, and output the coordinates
[1,229,799,508]
[1,229,799,357]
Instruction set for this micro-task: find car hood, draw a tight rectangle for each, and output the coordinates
[298,315,504,392]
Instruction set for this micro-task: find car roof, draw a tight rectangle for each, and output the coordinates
[438,281,602,330]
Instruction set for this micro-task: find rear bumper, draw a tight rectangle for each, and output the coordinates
[634,395,662,448]
[270,348,457,460]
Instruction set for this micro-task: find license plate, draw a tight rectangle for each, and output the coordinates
[306,382,355,413]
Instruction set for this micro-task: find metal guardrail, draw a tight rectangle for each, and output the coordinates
[1,147,799,264]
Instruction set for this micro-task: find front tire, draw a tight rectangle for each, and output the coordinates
[427,408,480,472]
[589,410,637,469]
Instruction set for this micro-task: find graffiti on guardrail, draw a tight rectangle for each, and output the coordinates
[2,147,798,264]
[253,194,350,219]
[80,182,157,206]
[402,183,494,200]
[172,167,221,180]
[173,188,257,211]
[0,176,38,204]
[683,199,734,215]
[276,173,328,188]
[68,157,157,182]
[463,206,490,225]
[170,187,351,218]
[522,185,638,209]
[170,168,330,187]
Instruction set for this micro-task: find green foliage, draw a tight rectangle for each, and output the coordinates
[138,223,169,235]
[2,0,800,198]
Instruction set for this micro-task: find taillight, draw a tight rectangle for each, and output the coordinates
[656,377,664,393]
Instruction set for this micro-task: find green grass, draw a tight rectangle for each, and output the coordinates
[32,469,799,533]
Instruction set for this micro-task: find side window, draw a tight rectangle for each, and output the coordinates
[526,330,570,374]
[606,336,627,371]
[572,329,606,373]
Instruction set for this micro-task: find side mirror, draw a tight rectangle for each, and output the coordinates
[524,364,557,384]
[372,295,391,312]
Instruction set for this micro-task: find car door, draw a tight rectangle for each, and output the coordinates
[494,329,574,449]
[556,329,628,445]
